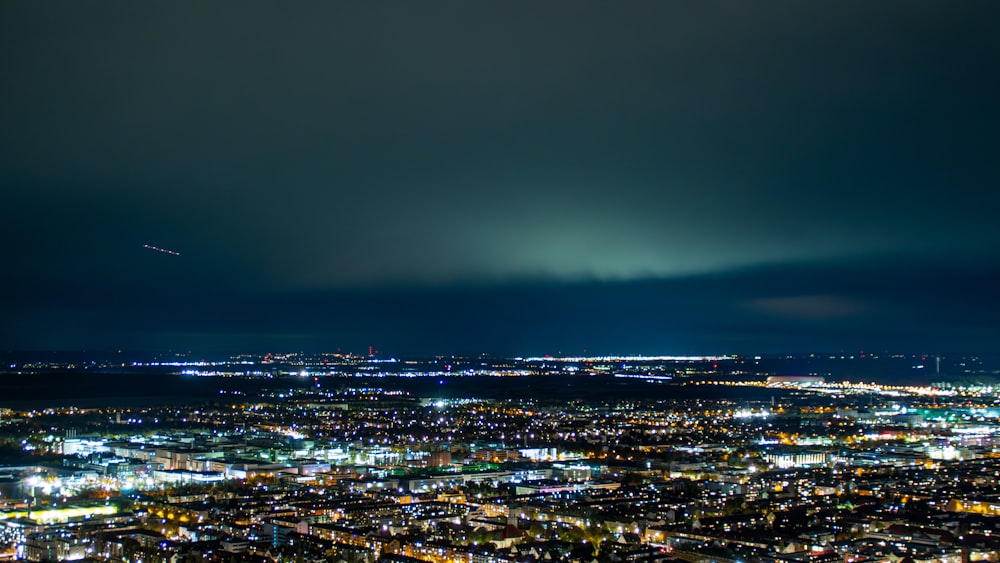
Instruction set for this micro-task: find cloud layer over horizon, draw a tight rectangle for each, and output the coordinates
[2,2,999,353]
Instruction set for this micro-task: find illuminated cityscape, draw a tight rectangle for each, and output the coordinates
[3,2,999,563]
[2,353,1000,563]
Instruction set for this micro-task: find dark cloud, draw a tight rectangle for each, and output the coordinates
[1,257,996,356]
[1,2,999,352]
[744,295,867,321]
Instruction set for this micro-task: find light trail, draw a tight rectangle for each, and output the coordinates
[143,244,180,256]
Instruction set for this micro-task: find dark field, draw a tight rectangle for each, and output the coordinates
[0,372,792,409]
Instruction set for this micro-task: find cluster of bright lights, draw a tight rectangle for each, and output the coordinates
[520,355,735,362]
[732,409,770,419]
[0,505,117,523]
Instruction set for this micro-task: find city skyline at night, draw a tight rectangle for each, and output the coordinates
[4,4,1000,561]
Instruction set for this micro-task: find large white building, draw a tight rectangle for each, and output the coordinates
[765,450,828,469]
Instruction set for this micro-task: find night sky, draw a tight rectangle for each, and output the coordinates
[2,2,999,356]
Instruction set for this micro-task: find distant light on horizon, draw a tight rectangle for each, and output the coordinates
[519,355,736,362]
